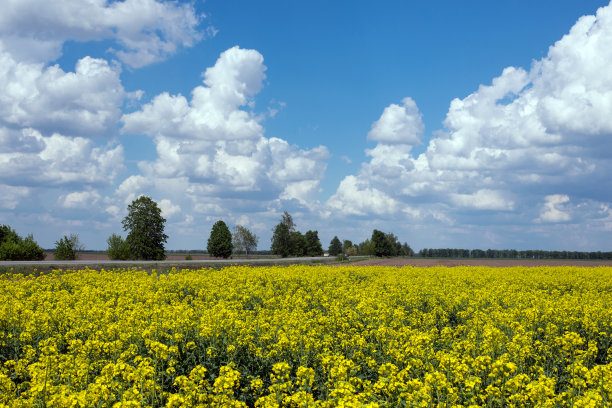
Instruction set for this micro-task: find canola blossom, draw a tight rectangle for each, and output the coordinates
[1,265,611,407]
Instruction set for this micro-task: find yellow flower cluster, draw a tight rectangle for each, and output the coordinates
[1,265,611,407]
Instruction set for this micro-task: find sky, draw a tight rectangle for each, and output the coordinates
[1,0,612,251]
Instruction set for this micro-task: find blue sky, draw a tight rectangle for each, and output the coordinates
[1,0,612,251]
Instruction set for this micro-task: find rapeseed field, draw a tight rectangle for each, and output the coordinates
[1,265,611,407]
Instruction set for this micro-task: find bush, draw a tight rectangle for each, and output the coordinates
[185,254,193,260]
[106,233,131,260]
[54,236,77,260]
[0,226,45,261]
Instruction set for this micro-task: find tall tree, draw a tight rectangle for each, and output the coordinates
[122,196,168,260]
[271,222,291,257]
[208,220,233,258]
[328,236,343,256]
[289,231,307,257]
[281,211,295,232]
[372,229,392,257]
[232,225,258,256]
[305,230,323,256]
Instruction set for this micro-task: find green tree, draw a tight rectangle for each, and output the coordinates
[372,229,392,257]
[53,235,77,260]
[106,233,131,260]
[122,196,168,260]
[271,222,291,257]
[208,220,233,258]
[289,231,307,257]
[232,225,258,256]
[342,240,353,254]
[0,225,45,261]
[328,236,343,256]
[305,230,323,256]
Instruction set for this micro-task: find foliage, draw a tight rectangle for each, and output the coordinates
[342,239,353,253]
[287,231,305,257]
[346,245,358,256]
[281,211,295,232]
[207,220,233,259]
[0,225,45,261]
[185,254,193,260]
[2,265,612,406]
[122,196,168,260]
[328,236,343,256]
[270,222,291,257]
[106,233,131,260]
[418,247,612,260]
[232,225,258,255]
[304,230,323,256]
[372,229,393,257]
[53,235,77,260]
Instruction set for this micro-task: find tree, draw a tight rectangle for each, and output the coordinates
[106,233,131,260]
[0,225,45,261]
[233,225,258,256]
[54,235,77,260]
[372,229,393,257]
[289,231,307,257]
[328,236,343,256]
[281,211,295,232]
[122,196,168,260]
[342,240,353,254]
[304,230,323,256]
[208,220,233,258]
[271,222,291,257]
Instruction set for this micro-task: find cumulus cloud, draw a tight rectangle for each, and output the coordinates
[159,199,181,219]
[327,175,399,216]
[536,194,571,223]
[121,46,329,209]
[59,191,102,209]
[0,50,125,138]
[0,129,125,187]
[0,0,203,67]
[0,185,29,210]
[328,2,612,244]
[367,97,423,145]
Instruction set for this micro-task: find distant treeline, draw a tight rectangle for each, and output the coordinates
[417,248,612,260]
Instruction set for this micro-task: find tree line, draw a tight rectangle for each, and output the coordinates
[5,195,607,262]
[417,248,612,260]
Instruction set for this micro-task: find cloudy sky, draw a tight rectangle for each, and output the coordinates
[2,0,612,251]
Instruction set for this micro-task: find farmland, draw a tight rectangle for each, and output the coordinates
[1,265,611,407]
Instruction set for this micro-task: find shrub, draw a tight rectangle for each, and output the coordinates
[185,254,193,260]
[54,236,77,260]
[0,226,45,261]
[106,233,131,260]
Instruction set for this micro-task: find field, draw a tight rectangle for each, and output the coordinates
[1,265,611,407]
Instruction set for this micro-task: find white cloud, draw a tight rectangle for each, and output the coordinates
[0,129,125,187]
[536,194,571,223]
[159,199,181,219]
[451,190,514,211]
[120,46,329,213]
[328,2,612,240]
[0,185,29,210]
[367,97,423,145]
[0,0,203,67]
[59,191,102,209]
[0,50,125,138]
[327,175,398,216]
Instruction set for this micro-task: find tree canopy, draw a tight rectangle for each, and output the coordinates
[208,220,233,258]
[328,236,342,256]
[122,196,168,260]
[271,222,291,258]
[232,225,258,255]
